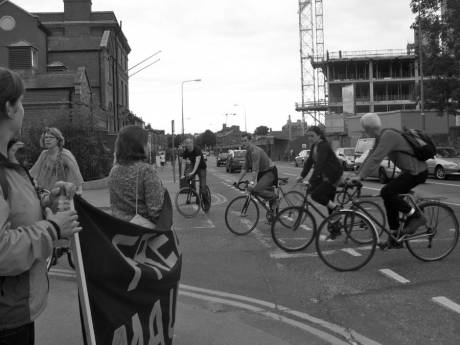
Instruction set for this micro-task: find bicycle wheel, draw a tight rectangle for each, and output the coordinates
[346,200,386,244]
[315,210,377,271]
[46,249,57,271]
[280,191,304,210]
[335,188,352,206]
[175,187,201,218]
[201,186,212,213]
[406,201,459,262]
[225,195,259,235]
[271,206,316,252]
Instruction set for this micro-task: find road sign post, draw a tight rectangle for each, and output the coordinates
[172,120,176,184]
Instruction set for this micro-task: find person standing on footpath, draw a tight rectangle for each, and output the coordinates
[29,127,84,194]
[0,67,82,345]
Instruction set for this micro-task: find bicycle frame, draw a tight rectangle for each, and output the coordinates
[350,190,438,244]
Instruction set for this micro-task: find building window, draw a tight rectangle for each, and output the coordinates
[8,46,36,70]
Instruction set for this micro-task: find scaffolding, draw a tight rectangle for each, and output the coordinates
[298,0,326,127]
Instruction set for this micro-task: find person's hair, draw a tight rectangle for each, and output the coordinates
[40,127,65,149]
[306,126,326,140]
[0,68,24,120]
[360,112,382,128]
[114,125,148,164]
[242,133,252,140]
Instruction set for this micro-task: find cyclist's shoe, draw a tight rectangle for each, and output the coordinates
[403,211,426,235]
[386,237,404,249]
[326,218,342,240]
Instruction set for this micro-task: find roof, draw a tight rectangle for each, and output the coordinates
[31,11,117,23]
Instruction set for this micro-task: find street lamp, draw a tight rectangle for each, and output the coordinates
[181,79,202,135]
[234,104,247,132]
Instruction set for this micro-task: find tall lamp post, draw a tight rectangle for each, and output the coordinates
[418,0,425,130]
[234,104,247,133]
[181,79,202,136]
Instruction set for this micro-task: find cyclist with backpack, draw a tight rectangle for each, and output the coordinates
[351,113,432,247]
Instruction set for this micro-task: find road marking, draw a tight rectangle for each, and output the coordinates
[270,251,317,259]
[180,284,383,345]
[252,228,272,249]
[49,268,76,279]
[427,181,460,188]
[282,172,298,177]
[379,269,410,284]
[341,248,362,257]
[179,290,351,345]
[432,296,460,315]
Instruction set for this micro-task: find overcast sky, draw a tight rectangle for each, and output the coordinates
[16,0,416,134]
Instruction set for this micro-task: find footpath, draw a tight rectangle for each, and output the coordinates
[48,166,303,345]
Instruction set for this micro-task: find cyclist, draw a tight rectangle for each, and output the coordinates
[296,126,343,237]
[351,113,428,247]
[181,138,209,203]
[236,133,279,212]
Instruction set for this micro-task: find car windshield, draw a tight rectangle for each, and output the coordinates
[437,148,460,158]
[355,139,375,154]
[234,151,246,158]
[343,148,354,156]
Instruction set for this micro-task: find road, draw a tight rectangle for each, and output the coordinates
[38,157,460,344]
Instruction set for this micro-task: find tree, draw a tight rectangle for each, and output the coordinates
[254,126,269,136]
[198,130,216,148]
[411,0,460,114]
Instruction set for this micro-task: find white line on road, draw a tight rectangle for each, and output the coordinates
[432,296,460,315]
[379,269,410,284]
[270,251,317,259]
[427,181,460,188]
[341,248,362,257]
[180,284,383,345]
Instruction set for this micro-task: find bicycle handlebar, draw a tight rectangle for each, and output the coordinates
[233,181,250,191]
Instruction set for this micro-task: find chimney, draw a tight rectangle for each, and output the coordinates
[64,0,92,21]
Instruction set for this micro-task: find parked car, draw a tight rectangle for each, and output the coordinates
[226,150,247,173]
[216,152,229,167]
[335,147,355,170]
[354,138,375,160]
[294,149,310,167]
[427,147,460,180]
[354,149,401,184]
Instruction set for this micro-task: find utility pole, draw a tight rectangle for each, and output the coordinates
[418,0,425,130]
[171,120,176,184]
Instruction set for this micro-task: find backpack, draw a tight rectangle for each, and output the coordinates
[399,128,436,161]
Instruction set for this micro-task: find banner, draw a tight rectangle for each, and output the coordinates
[74,191,181,345]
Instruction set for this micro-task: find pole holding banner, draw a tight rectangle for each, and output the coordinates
[69,199,97,345]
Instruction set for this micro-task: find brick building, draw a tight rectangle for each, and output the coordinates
[216,124,243,151]
[0,0,139,132]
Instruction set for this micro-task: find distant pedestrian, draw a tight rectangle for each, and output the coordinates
[0,67,81,345]
[29,127,84,194]
[160,151,166,167]
[109,125,166,228]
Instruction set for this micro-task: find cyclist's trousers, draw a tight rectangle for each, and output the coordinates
[380,170,428,230]
[197,169,207,192]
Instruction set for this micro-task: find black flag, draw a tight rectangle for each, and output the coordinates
[74,191,181,345]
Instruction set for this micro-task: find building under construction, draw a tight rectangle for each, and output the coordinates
[313,47,419,115]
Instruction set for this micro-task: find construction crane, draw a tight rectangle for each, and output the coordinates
[296,0,327,128]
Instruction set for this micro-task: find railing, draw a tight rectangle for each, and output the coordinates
[313,48,415,62]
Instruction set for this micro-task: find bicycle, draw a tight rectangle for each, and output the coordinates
[315,180,459,271]
[271,181,385,252]
[46,240,75,271]
[175,174,212,218]
[224,177,304,235]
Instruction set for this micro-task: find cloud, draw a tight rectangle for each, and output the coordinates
[13,0,414,133]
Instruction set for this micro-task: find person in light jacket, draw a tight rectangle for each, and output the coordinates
[0,67,81,345]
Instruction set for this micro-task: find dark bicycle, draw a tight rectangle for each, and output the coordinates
[224,178,304,235]
[46,239,75,271]
[271,182,385,252]
[315,180,459,271]
[175,175,212,218]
